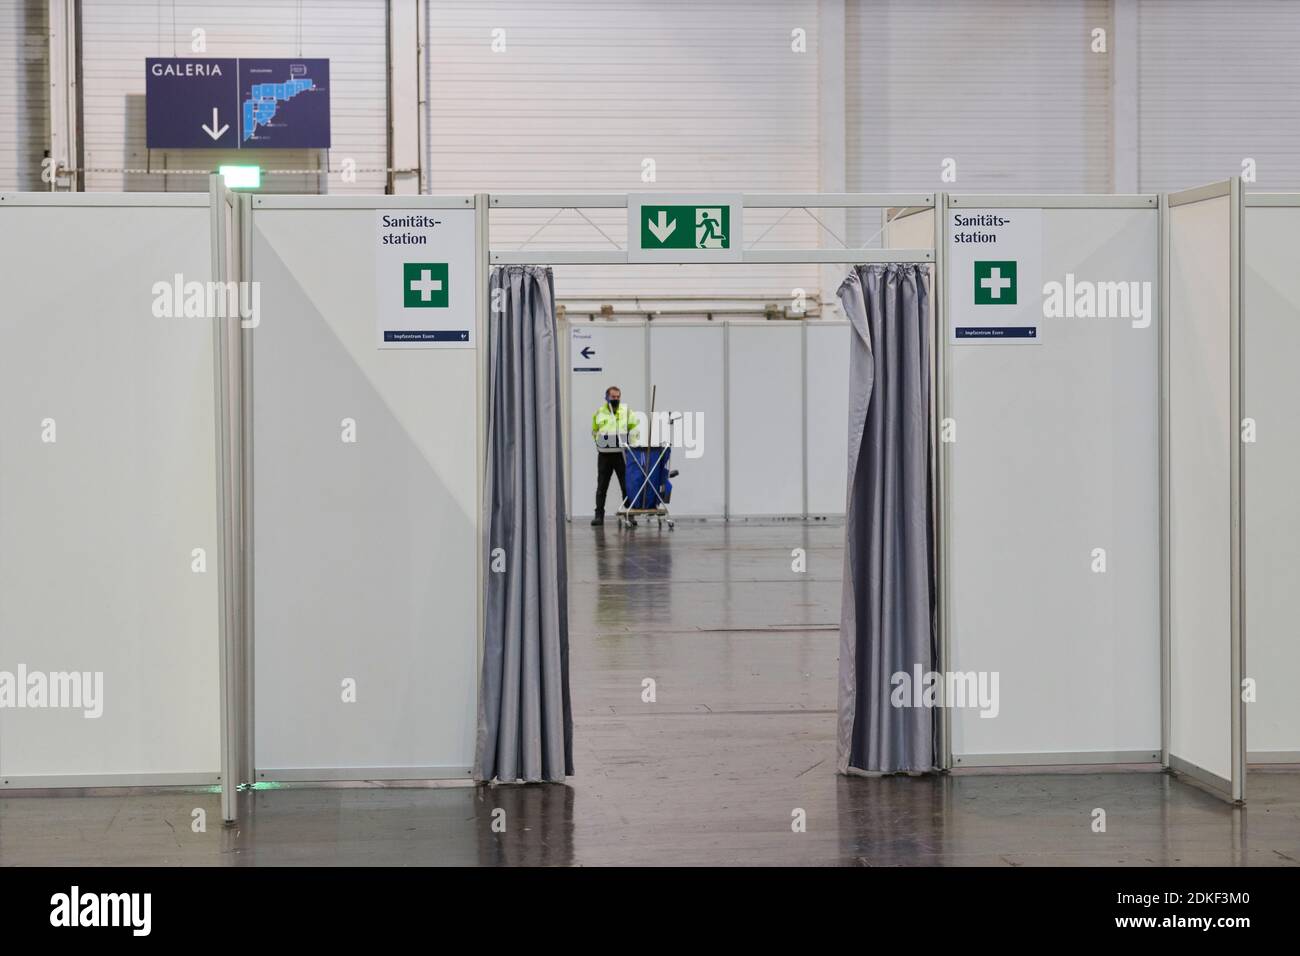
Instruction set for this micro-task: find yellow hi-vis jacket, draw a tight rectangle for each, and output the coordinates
[592,402,640,448]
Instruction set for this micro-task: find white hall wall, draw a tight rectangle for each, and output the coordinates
[12,2,1300,207]
[1137,0,1300,191]
[844,0,1112,245]
[78,0,388,194]
[426,0,823,300]
[0,0,47,191]
[11,1,1300,202]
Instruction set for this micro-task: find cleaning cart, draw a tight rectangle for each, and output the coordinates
[618,443,675,530]
[617,386,678,530]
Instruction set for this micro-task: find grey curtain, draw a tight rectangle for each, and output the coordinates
[475,265,574,783]
[836,263,936,775]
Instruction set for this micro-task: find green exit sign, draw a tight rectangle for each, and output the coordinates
[640,205,731,250]
[628,195,743,262]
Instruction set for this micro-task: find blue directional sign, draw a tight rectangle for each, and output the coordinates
[146,58,239,149]
[145,57,330,150]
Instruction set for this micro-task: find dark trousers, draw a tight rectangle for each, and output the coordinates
[595,452,627,515]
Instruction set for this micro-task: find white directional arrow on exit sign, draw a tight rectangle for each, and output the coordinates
[647,210,677,243]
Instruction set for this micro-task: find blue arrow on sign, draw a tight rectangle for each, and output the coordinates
[580,347,596,359]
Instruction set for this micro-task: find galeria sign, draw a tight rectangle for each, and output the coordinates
[374,208,476,349]
[145,57,330,149]
[628,194,744,263]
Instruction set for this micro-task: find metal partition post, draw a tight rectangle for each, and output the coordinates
[208,175,239,824]
[239,191,256,789]
[475,193,490,732]
[1229,177,1246,803]
[934,192,952,772]
[559,314,572,521]
[1158,191,1171,769]
[228,185,251,802]
[722,322,731,519]
[800,320,809,518]
[644,323,652,442]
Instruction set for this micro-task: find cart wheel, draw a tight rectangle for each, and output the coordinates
[668,520,675,530]
[629,517,638,527]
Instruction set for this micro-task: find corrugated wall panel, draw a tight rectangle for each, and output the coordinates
[846,0,1112,241]
[0,0,49,191]
[426,0,822,297]
[1138,0,1300,191]
[80,0,387,193]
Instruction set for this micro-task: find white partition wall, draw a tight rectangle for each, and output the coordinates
[1243,196,1300,764]
[1164,181,1245,800]
[726,323,804,517]
[248,195,482,781]
[4,183,1273,812]
[647,323,725,516]
[884,206,937,252]
[0,193,225,788]
[945,197,1162,768]
[804,322,852,514]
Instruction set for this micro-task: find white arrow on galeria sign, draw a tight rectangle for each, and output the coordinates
[647,210,676,243]
[202,108,229,140]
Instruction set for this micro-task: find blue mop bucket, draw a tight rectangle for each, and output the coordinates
[623,446,673,509]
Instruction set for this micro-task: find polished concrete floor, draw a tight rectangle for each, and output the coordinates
[2,520,1298,866]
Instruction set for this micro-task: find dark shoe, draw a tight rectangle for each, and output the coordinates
[590,514,604,526]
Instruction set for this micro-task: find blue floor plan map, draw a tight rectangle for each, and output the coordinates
[243,75,316,141]
[237,58,330,148]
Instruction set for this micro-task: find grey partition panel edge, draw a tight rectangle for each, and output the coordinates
[1163,179,1247,803]
[1242,193,1300,765]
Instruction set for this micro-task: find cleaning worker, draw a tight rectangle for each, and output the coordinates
[591,385,639,525]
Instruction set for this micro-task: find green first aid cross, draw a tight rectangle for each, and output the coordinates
[403,262,449,308]
[974,260,1016,305]
[640,205,730,250]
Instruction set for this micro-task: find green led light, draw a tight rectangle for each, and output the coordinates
[218,164,261,189]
